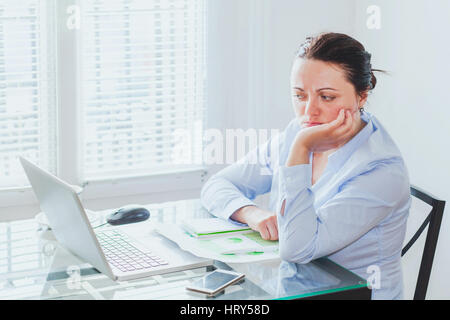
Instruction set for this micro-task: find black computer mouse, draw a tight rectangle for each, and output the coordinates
[106,206,150,226]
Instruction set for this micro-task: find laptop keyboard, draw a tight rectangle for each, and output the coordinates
[97,230,169,273]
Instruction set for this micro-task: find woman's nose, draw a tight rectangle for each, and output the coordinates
[305,98,320,117]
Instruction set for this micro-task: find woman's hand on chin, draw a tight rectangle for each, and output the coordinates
[287,109,360,166]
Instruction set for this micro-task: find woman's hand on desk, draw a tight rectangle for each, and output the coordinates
[231,206,278,241]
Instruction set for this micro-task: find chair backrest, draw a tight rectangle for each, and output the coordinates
[402,185,445,300]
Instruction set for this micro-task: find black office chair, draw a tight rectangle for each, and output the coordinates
[401,185,446,300]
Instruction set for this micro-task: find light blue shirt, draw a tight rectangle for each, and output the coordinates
[201,112,411,300]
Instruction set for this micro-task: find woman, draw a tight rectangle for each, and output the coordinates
[201,32,411,300]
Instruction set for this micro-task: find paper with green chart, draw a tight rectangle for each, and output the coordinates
[154,218,280,263]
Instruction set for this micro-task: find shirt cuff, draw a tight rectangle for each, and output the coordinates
[222,197,256,227]
[278,164,312,197]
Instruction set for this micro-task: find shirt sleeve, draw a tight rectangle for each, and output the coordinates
[200,131,284,224]
[276,160,410,264]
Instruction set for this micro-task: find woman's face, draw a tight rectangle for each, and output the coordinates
[290,58,367,128]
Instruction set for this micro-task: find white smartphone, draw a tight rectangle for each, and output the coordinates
[186,269,245,296]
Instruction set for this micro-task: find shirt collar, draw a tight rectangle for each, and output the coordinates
[326,111,375,170]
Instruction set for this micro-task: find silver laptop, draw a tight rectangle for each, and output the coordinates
[20,157,213,281]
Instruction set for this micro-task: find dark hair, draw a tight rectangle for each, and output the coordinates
[296,32,385,96]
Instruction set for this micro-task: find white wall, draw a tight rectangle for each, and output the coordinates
[247,0,357,131]
[353,0,450,299]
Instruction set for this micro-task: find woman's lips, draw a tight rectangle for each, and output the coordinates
[303,121,323,127]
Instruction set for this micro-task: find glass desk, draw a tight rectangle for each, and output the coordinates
[0,199,370,300]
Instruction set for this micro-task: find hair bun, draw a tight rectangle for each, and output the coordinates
[370,70,377,90]
[296,33,386,94]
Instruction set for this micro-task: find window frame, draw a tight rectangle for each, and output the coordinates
[72,0,209,202]
[0,0,212,215]
[0,0,58,190]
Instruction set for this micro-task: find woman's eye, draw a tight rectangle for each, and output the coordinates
[294,94,306,100]
[321,95,335,101]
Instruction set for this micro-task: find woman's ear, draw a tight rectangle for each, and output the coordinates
[358,90,369,108]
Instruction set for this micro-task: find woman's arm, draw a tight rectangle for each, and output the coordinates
[276,109,409,262]
[200,122,295,240]
[200,130,284,235]
[276,160,410,263]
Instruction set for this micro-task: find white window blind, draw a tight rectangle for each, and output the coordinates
[80,0,207,181]
[0,0,57,189]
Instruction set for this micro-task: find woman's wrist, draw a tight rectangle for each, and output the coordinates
[231,205,258,225]
[286,143,310,167]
